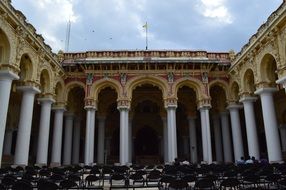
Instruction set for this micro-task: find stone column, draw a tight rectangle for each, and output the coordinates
[51,106,65,166]
[0,70,18,166]
[72,118,81,164]
[97,116,105,164]
[227,104,244,161]
[128,115,133,163]
[188,116,198,163]
[212,115,223,162]
[220,112,233,162]
[162,116,168,163]
[84,106,96,165]
[166,105,177,162]
[199,105,212,164]
[14,86,40,166]
[118,103,129,165]
[63,113,74,165]
[255,88,282,162]
[240,96,260,159]
[3,129,13,156]
[36,97,55,165]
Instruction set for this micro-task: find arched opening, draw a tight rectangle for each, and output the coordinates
[210,85,233,162]
[0,29,10,64]
[19,54,33,81]
[260,54,277,84]
[40,70,50,94]
[243,69,255,94]
[131,84,164,164]
[177,86,200,162]
[97,87,118,163]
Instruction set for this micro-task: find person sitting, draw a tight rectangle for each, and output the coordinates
[245,156,254,164]
[173,158,180,166]
[236,156,245,165]
[181,158,190,165]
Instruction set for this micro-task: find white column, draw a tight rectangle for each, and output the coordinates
[162,116,168,163]
[167,106,177,162]
[97,116,105,164]
[51,107,65,165]
[200,106,212,164]
[255,88,282,162]
[220,112,233,162]
[72,118,81,164]
[118,106,129,165]
[240,96,260,159]
[14,86,40,165]
[212,115,223,162]
[36,98,55,165]
[0,71,18,166]
[188,116,198,163]
[84,107,96,165]
[128,115,133,163]
[63,113,74,165]
[279,125,286,151]
[227,104,244,162]
[3,129,13,156]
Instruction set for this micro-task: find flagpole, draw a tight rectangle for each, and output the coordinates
[145,22,148,50]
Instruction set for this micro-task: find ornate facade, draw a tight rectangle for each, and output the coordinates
[0,0,286,166]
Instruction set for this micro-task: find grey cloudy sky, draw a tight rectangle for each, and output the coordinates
[11,0,282,53]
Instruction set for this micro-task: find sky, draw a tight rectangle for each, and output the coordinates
[11,0,282,53]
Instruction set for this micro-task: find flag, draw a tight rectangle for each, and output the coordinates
[143,22,148,29]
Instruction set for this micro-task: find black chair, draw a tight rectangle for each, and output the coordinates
[38,179,60,190]
[129,173,145,189]
[85,174,103,189]
[194,178,216,190]
[1,175,16,189]
[159,175,176,189]
[242,174,260,189]
[68,174,82,187]
[60,179,78,189]
[220,178,240,190]
[12,179,33,190]
[109,173,128,190]
[168,179,189,190]
[49,173,65,183]
[146,172,162,188]
[263,173,281,189]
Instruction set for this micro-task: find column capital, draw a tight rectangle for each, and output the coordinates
[52,102,66,111]
[239,95,257,103]
[37,97,55,104]
[117,99,130,110]
[16,85,41,94]
[0,70,19,80]
[254,87,277,95]
[227,103,243,110]
[164,97,177,109]
[84,98,97,110]
[197,98,211,109]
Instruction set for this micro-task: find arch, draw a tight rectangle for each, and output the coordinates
[38,63,54,93]
[210,84,228,113]
[19,54,33,81]
[54,81,64,103]
[90,78,122,101]
[209,79,230,101]
[125,75,168,100]
[39,69,51,94]
[63,81,85,102]
[259,53,278,83]
[242,68,256,94]
[173,78,205,100]
[0,28,10,64]
[229,81,240,102]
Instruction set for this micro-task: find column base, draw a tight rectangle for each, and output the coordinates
[50,162,61,168]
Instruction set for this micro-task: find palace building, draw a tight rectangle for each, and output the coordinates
[1,0,286,167]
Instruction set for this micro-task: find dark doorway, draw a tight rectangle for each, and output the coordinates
[135,126,158,156]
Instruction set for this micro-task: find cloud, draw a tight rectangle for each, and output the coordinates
[12,0,79,52]
[197,0,233,24]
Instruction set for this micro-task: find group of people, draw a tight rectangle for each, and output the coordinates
[236,156,268,165]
